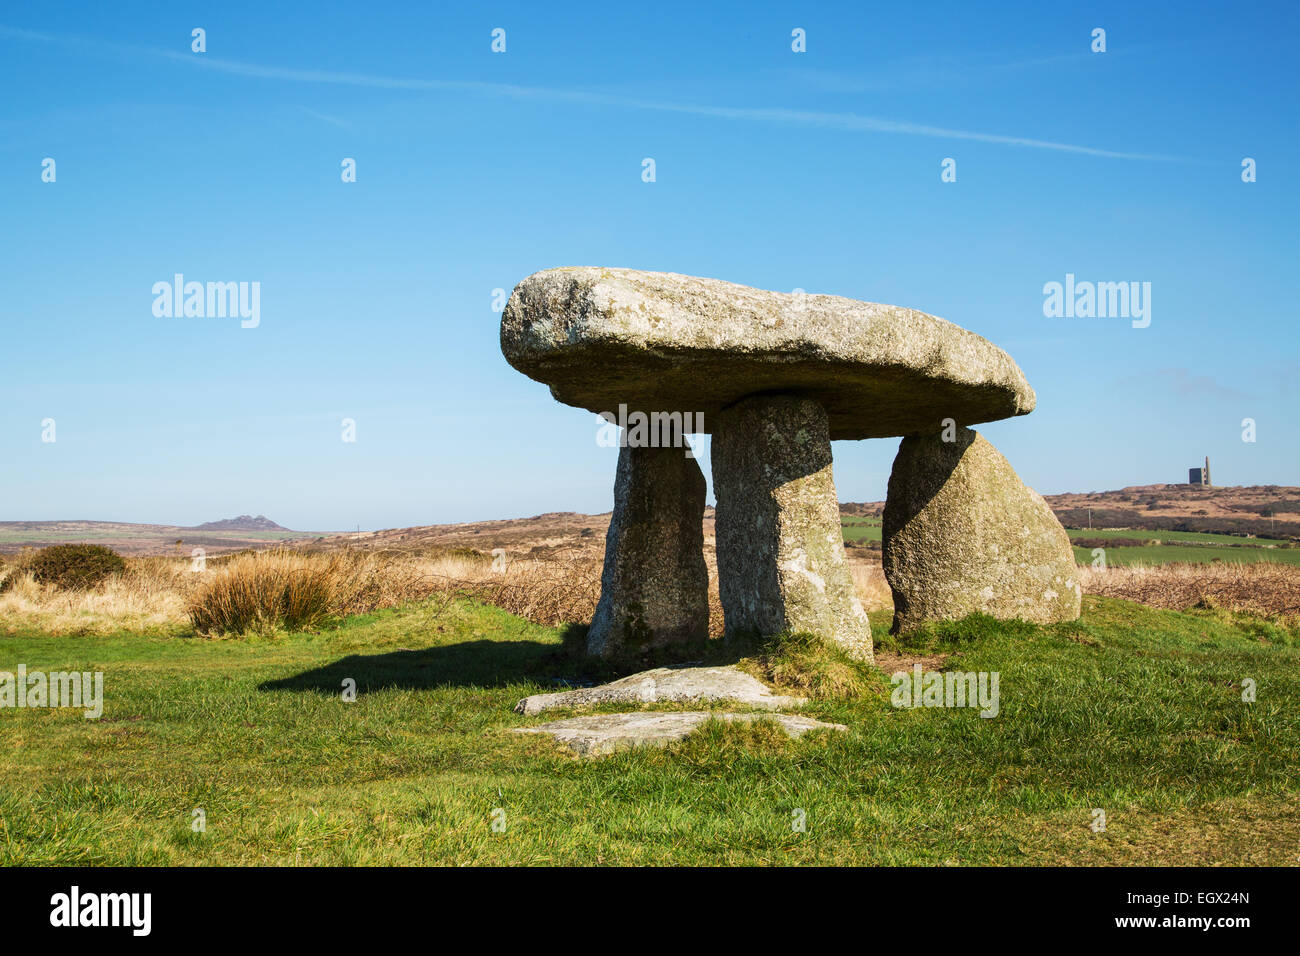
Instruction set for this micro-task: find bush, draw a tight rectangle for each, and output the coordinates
[27,544,126,591]
[187,548,443,636]
[189,551,341,635]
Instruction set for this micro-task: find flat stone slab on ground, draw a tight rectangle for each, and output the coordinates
[501,267,1035,440]
[513,711,847,756]
[514,665,805,716]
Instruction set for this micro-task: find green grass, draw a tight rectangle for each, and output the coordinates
[1065,527,1289,546]
[841,517,882,543]
[1072,544,1300,566]
[843,517,1300,565]
[1,596,1297,865]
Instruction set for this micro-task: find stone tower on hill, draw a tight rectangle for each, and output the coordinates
[1189,456,1211,487]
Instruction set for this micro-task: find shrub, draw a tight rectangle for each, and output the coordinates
[189,550,343,635]
[187,548,444,636]
[27,544,126,591]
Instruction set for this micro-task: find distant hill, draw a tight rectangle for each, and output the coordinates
[0,519,308,556]
[188,515,288,532]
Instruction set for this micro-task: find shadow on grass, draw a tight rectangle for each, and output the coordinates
[256,622,778,696]
[258,639,556,695]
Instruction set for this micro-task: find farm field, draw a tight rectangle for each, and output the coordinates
[1071,543,1300,566]
[1,595,1295,866]
[841,518,1300,566]
[1066,528,1300,566]
[1067,528,1289,545]
[842,517,883,543]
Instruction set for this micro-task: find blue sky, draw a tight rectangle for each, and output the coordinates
[2,1,1296,531]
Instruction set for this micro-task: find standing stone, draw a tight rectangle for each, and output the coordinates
[883,426,1082,633]
[587,443,709,658]
[713,394,872,662]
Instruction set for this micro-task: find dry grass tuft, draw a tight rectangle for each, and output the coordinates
[848,560,893,613]
[188,548,452,635]
[1078,560,1300,620]
[442,556,604,629]
[0,566,190,636]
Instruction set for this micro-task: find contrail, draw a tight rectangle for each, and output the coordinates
[1,24,1183,161]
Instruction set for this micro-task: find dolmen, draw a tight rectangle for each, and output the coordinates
[501,267,1081,664]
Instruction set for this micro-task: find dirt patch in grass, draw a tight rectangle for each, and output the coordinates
[871,649,951,675]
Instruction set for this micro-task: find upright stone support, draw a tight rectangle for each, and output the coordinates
[883,426,1082,633]
[587,443,709,659]
[713,395,873,662]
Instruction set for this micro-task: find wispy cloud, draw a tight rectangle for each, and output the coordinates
[1115,367,1252,401]
[787,44,1162,96]
[786,50,1103,94]
[1,24,1184,161]
[1154,368,1251,401]
[299,107,351,129]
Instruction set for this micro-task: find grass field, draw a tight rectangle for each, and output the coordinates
[842,517,1300,566]
[2,595,1296,865]
[1066,528,1289,545]
[842,517,882,543]
[1072,544,1300,566]
[1066,527,1300,566]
